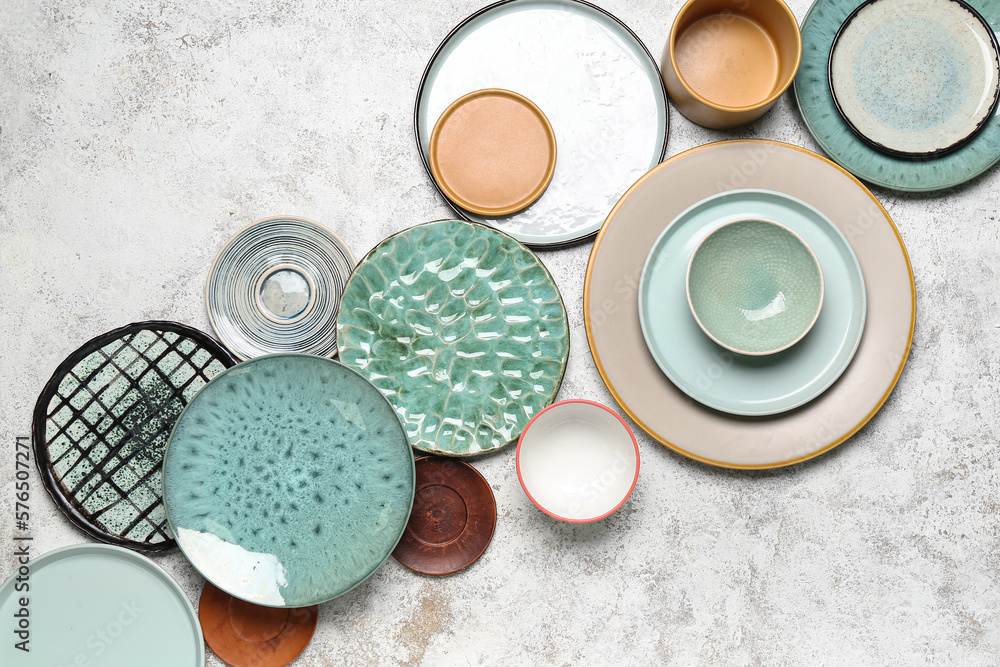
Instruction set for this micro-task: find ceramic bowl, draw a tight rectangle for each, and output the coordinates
[686,218,824,356]
[662,0,801,129]
[516,400,639,523]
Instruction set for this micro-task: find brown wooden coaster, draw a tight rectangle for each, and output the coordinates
[199,582,318,667]
[392,456,497,576]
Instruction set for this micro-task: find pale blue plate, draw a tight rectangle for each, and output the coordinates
[795,0,1000,191]
[638,189,867,416]
[0,544,204,666]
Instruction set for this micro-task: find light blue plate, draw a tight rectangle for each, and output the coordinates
[0,544,204,666]
[795,0,1000,191]
[638,189,866,416]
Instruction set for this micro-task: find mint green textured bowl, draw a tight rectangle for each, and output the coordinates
[686,218,825,356]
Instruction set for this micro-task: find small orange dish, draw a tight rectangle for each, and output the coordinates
[429,89,557,217]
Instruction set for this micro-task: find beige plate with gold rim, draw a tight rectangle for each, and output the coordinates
[429,89,557,218]
[584,140,914,469]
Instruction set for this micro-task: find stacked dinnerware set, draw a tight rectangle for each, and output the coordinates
[4,0,998,663]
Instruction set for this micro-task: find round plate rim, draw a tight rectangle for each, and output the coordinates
[391,455,498,576]
[336,218,571,457]
[428,88,558,217]
[412,0,670,249]
[205,214,358,361]
[636,188,867,416]
[31,320,237,552]
[584,140,915,469]
[794,0,1000,191]
[515,399,640,523]
[826,0,1000,159]
[0,543,205,666]
[161,352,417,608]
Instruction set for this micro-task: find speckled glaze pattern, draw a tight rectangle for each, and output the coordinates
[337,220,569,456]
[687,219,824,355]
[829,0,1000,157]
[163,354,415,608]
[33,323,233,550]
[796,0,1000,190]
[206,216,356,360]
[415,0,668,246]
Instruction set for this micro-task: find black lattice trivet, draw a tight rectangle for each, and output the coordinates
[32,321,236,551]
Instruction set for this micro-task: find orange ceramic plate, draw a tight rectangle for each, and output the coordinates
[199,582,318,667]
[429,89,556,217]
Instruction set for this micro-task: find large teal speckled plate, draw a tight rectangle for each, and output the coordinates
[337,220,570,456]
[795,0,1000,191]
[163,354,415,607]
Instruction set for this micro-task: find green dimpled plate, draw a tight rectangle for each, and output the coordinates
[337,220,570,456]
[163,354,415,607]
[688,220,824,355]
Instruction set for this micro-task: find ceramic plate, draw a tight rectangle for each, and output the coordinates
[429,88,557,217]
[163,354,415,607]
[337,220,570,456]
[207,215,356,360]
[796,0,1000,190]
[392,457,497,575]
[199,582,318,667]
[829,0,1000,157]
[638,190,866,416]
[32,321,235,551]
[585,141,914,468]
[415,0,668,247]
[0,544,204,666]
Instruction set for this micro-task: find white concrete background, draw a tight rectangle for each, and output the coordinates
[1,0,998,665]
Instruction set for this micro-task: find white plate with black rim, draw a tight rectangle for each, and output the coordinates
[414,0,669,247]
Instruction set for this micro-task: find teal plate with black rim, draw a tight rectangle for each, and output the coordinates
[638,189,866,416]
[795,0,1000,191]
[0,544,204,666]
[163,354,415,608]
[337,220,570,456]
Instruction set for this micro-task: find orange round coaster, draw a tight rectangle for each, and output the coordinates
[429,89,557,217]
[199,582,318,667]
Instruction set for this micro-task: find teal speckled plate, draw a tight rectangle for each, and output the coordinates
[163,354,415,607]
[795,0,1000,190]
[0,544,204,666]
[337,220,570,456]
[638,189,866,416]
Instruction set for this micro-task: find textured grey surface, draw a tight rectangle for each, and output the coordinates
[1,1,998,665]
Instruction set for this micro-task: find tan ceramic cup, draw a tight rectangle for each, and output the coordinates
[662,0,802,129]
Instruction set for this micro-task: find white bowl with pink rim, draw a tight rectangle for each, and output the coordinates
[516,400,640,523]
